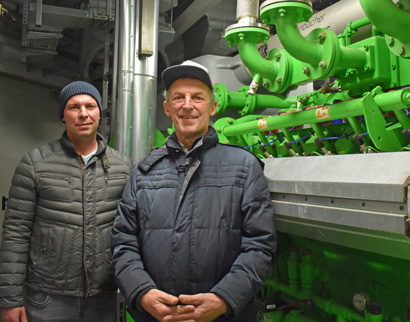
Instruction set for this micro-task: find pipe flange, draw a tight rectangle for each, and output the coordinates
[225,25,270,48]
[213,117,235,144]
[263,48,290,93]
[385,35,410,58]
[302,28,339,80]
[260,0,313,26]
[225,22,269,35]
[214,83,229,114]
[260,0,312,11]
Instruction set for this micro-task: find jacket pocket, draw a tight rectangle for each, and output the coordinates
[104,174,128,200]
[37,173,73,202]
[26,289,50,307]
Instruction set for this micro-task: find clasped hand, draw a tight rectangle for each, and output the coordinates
[140,289,227,322]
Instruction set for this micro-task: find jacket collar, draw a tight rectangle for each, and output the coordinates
[167,126,218,156]
[61,131,108,158]
[138,126,219,173]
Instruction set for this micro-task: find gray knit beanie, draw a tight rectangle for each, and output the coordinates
[59,81,102,121]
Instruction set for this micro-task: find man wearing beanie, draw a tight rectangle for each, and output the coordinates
[0,81,132,322]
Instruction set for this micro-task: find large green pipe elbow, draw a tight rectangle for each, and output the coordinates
[260,1,322,66]
[238,39,276,78]
[359,0,410,43]
[275,15,322,66]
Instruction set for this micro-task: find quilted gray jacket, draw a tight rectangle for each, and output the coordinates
[112,127,276,321]
[0,132,132,309]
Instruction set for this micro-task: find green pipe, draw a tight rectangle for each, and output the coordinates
[359,0,410,43]
[346,117,372,146]
[339,16,371,46]
[393,109,410,129]
[264,280,367,321]
[300,250,314,297]
[228,91,297,110]
[337,46,367,70]
[257,132,276,156]
[350,17,372,31]
[221,90,409,137]
[310,123,334,153]
[238,38,276,78]
[237,135,248,148]
[313,296,368,321]
[373,89,410,113]
[276,15,321,65]
[260,1,366,74]
[214,83,297,115]
[287,247,300,291]
[281,127,303,155]
[261,2,321,65]
[285,310,317,322]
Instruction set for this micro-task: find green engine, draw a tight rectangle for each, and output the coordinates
[209,0,410,320]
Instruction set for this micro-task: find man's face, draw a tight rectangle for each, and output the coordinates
[62,94,101,141]
[163,78,217,147]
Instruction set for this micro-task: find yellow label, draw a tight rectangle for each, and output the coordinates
[315,106,330,120]
[258,118,268,130]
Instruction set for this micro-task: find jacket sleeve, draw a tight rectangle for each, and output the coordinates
[111,167,157,315]
[0,153,37,309]
[210,157,277,317]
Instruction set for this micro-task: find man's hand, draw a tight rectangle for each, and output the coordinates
[163,293,228,322]
[140,289,195,321]
[1,306,28,322]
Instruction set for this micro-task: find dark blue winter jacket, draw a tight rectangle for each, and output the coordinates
[112,127,276,321]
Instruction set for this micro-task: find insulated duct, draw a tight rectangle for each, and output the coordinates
[132,0,159,162]
[236,0,259,22]
[116,0,159,161]
[116,0,134,156]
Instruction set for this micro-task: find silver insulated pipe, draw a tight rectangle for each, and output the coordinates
[116,0,159,162]
[132,0,159,162]
[236,0,259,23]
[116,0,134,157]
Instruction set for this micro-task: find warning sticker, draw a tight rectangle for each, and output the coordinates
[258,118,269,130]
[315,106,330,120]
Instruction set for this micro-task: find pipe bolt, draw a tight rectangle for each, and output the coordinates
[387,37,394,46]
[303,67,310,75]
[238,33,245,41]
[318,32,327,41]
[263,81,270,87]
[227,118,233,125]
[216,127,221,133]
[319,60,327,69]
[404,93,410,105]
[275,52,281,61]
[278,8,286,17]
[397,47,405,56]
[363,45,369,52]
[275,77,283,84]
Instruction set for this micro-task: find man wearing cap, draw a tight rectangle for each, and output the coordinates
[112,61,276,321]
[0,81,132,322]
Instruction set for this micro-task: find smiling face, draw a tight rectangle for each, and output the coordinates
[163,78,217,149]
[62,94,101,144]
